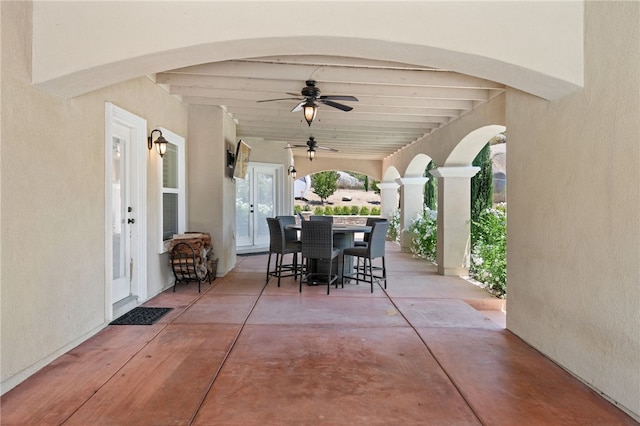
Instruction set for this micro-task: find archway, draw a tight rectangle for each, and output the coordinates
[430,125,506,276]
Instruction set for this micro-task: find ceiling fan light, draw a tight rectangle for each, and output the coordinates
[303,101,317,126]
[307,148,316,161]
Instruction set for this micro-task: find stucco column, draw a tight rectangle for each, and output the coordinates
[430,166,480,276]
[395,177,429,252]
[378,181,400,219]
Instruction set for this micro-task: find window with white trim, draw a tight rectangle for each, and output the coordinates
[157,128,186,253]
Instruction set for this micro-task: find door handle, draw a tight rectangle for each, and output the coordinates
[127,218,135,224]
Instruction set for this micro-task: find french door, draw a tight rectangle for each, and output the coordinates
[236,163,281,251]
[105,103,147,318]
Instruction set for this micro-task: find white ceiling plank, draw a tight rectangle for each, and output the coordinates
[156,55,505,161]
[158,74,494,101]
[168,61,503,90]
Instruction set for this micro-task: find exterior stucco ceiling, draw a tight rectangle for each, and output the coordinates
[156,55,505,161]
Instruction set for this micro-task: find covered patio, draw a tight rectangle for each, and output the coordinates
[1,243,634,425]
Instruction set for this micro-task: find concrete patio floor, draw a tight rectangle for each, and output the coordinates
[1,242,636,425]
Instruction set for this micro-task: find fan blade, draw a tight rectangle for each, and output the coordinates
[316,146,339,152]
[291,101,306,112]
[284,145,308,149]
[320,99,353,112]
[319,95,359,102]
[257,97,302,103]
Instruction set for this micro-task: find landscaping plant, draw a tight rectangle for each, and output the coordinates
[470,204,507,298]
[388,209,401,242]
[408,206,438,262]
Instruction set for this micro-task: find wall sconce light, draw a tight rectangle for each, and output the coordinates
[226,149,235,168]
[303,101,317,126]
[147,129,168,157]
[307,147,316,161]
[287,166,297,179]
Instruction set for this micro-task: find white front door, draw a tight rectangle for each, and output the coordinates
[105,103,147,317]
[236,164,280,250]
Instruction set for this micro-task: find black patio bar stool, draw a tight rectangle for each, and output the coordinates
[299,220,341,295]
[342,220,389,293]
[266,217,301,287]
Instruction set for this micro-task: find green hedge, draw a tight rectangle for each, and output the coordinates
[299,205,382,216]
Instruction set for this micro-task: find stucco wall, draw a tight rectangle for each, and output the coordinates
[0,2,188,390]
[187,105,238,276]
[507,1,640,417]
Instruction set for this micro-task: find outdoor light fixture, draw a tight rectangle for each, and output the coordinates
[303,101,317,126]
[307,147,316,161]
[287,166,297,179]
[147,129,168,157]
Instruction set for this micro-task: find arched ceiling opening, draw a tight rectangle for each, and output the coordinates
[405,154,434,178]
[445,125,507,166]
[382,166,401,183]
[31,2,582,164]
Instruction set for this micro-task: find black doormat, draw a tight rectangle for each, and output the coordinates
[110,307,173,325]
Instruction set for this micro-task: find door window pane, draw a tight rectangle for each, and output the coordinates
[112,137,126,279]
[235,178,251,240]
[256,172,274,240]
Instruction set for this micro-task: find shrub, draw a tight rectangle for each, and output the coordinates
[388,209,401,242]
[370,206,381,216]
[350,205,360,215]
[359,206,370,216]
[293,205,302,214]
[408,207,437,262]
[302,204,311,212]
[323,205,334,215]
[313,206,324,216]
[470,204,507,298]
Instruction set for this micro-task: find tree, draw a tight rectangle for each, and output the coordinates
[470,143,493,222]
[424,160,438,210]
[312,170,339,205]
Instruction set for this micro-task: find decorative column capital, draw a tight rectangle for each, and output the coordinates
[430,166,480,179]
[394,176,429,186]
[377,181,400,190]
